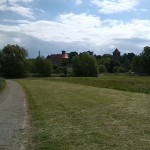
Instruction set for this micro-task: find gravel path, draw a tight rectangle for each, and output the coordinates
[0,80,28,150]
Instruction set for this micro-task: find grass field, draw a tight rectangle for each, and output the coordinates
[48,76,150,94]
[17,77,150,150]
[0,78,6,92]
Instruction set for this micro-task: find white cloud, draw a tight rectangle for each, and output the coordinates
[0,13,150,53]
[0,0,33,5]
[0,0,34,19]
[58,13,102,28]
[75,0,82,5]
[91,0,139,14]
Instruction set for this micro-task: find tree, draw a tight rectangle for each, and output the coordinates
[132,46,150,75]
[141,46,150,74]
[0,51,3,75]
[68,51,78,63]
[72,52,99,77]
[0,44,28,77]
[123,59,130,71]
[35,57,52,77]
[132,56,142,74]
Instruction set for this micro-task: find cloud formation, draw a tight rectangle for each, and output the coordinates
[91,0,139,14]
[0,0,34,19]
[0,0,150,56]
[1,13,150,52]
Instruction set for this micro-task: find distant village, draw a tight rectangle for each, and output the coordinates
[45,48,137,75]
[46,48,126,66]
[0,44,149,77]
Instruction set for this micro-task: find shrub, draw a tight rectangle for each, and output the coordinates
[99,65,108,73]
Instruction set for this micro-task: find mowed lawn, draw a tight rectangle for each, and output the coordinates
[17,78,150,150]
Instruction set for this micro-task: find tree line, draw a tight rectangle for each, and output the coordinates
[0,44,150,78]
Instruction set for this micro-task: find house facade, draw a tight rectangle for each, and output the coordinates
[47,51,69,65]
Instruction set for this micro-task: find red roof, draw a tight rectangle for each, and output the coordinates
[47,53,68,59]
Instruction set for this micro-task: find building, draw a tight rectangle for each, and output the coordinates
[113,48,121,60]
[47,51,69,65]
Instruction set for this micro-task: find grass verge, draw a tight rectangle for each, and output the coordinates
[17,78,150,150]
[48,76,150,94]
[0,78,6,93]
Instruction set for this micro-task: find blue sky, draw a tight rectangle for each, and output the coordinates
[0,0,150,57]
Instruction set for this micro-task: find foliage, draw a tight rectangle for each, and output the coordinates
[132,56,142,74]
[113,66,118,73]
[26,59,37,74]
[117,66,126,73]
[61,59,69,67]
[17,78,150,150]
[98,57,112,72]
[63,66,68,77]
[72,52,99,77]
[68,51,78,63]
[52,64,63,74]
[0,44,28,77]
[99,65,107,73]
[35,57,52,77]
[132,46,150,75]
[123,59,130,71]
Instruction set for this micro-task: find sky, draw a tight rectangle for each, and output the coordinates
[0,0,150,58]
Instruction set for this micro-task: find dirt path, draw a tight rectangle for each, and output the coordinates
[0,80,28,150]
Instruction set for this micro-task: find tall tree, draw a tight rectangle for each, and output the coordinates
[132,46,150,75]
[0,44,28,77]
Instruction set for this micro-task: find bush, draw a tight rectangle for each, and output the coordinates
[113,66,118,73]
[99,65,108,73]
[117,67,126,73]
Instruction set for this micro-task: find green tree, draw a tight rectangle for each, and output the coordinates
[35,57,52,77]
[72,52,99,77]
[0,44,28,77]
[68,51,78,63]
[132,56,142,74]
[0,51,3,75]
[132,46,150,75]
[123,59,130,71]
[141,46,150,74]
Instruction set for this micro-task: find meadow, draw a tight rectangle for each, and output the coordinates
[0,78,6,92]
[17,76,150,150]
[49,75,150,94]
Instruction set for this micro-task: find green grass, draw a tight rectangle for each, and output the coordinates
[17,78,150,150]
[0,78,6,92]
[48,76,150,94]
